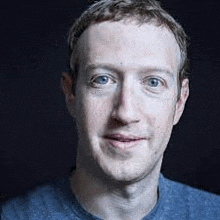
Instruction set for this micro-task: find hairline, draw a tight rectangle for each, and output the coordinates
[70,18,183,96]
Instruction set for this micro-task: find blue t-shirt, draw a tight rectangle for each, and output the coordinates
[1,174,220,219]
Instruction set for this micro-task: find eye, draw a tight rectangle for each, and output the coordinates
[142,77,166,93]
[93,75,109,85]
[147,78,161,87]
[89,74,116,88]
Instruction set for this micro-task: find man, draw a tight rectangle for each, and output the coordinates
[1,0,220,219]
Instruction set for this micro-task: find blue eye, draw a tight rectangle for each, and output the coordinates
[147,78,160,87]
[93,76,109,84]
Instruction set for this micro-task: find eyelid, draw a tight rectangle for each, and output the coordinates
[89,74,117,88]
[142,76,165,85]
[91,74,116,81]
[142,76,167,94]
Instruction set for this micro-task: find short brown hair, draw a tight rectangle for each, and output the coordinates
[68,0,189,97]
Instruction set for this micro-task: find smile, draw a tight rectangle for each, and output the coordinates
[104,134,146,150]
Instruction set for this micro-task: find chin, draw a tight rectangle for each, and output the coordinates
[100,162,149,184]
[100,155,163,185]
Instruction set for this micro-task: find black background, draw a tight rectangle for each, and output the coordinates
[1,0,220,201]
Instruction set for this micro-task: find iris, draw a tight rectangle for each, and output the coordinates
[148,78,159,87]
[94,76,109,84]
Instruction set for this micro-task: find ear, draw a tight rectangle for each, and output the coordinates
[61,73,75,117]
[173,78,189,125]
[61,73,75,102]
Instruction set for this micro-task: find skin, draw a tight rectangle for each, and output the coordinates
[62,20,189,220]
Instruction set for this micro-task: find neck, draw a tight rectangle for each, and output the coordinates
[69,164,161,220]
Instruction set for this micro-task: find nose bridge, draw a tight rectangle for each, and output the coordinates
[119,79,135,109]
[112,76,139,124]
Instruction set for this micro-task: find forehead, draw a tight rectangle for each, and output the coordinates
[77,20,181,76]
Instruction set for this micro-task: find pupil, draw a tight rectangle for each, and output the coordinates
[98,76,108,84]
[150,79,158,87]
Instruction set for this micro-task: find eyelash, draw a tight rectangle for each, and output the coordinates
[89,75,166,93]
[142,77,164,87]
[89,74,116,87]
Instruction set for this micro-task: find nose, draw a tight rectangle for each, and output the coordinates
[111,82,140,125]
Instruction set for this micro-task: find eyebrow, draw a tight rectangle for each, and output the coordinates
[85,63,174,78]
[140,67,174,78]
[85,63,121,75]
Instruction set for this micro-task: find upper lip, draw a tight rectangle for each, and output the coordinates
[104,133,145,142]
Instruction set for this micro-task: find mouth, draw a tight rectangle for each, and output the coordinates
[103,133,146,150]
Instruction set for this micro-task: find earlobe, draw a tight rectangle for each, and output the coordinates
[173,79,189,125]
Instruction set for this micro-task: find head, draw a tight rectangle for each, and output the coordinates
[68,0,189,98]
[62,0,189,184]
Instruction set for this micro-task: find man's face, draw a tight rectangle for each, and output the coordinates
[68,20,188,182]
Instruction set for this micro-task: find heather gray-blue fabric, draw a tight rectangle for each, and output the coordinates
[1,174,220,219]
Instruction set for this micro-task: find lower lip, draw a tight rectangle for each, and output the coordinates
[106,138,144,150]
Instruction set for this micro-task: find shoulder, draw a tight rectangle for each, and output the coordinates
[1,177,74,220]
[160,174,220,219]
[162,175,220,204]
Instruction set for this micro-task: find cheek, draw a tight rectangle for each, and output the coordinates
[79,96,112,132]
[147,99,176,137]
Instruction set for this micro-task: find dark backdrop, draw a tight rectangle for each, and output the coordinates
[1,0,220,201]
